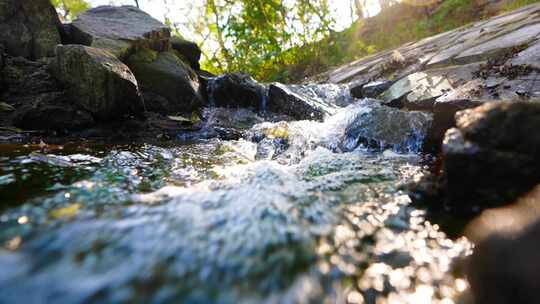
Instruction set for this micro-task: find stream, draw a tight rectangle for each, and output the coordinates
[0,90,472,303]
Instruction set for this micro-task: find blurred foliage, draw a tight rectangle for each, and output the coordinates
[261,0,540,82]
[50,0,90,20]
[48,0,540,82]
[501,0,540,12]
[199,0,338,81]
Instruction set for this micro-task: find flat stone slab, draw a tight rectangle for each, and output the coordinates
[71,6,170,59]
[311,3,540,84]
[455,21,540,63]
[380,71,454,106]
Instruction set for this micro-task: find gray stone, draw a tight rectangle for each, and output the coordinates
[0,0,61,59]
[208,73,267,110]
[13,93,94,131]
[53,45,144,121]
[455,22,540,64]
[71,6,170,59]
[126,49,202,114]
[350,80,393,99]
[268,83,326,121]
[436,79,490,102]
[339,101,433,152]
[509,40,540,68]
[380,72,454,108]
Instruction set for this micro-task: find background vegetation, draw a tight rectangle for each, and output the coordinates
[51,0,540,82]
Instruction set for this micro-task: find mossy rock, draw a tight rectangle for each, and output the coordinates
[126,50,203,114]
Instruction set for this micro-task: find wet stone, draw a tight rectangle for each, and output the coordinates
[350,80,394,99]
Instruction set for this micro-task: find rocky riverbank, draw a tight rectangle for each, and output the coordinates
[1,0,540,303]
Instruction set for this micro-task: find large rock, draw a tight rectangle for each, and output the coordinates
[207,73,267,110]
[442,102,540,210]
[0,0,61,59]
[53,45,144,121]
[0,53,96,131]
[126,49,202,114]
[340,101,433,152]
[268,83,325,121]
[465,184,540,304]
[70,6,170,59]
[13,93,94,131]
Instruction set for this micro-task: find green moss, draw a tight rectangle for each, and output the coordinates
[128,47,159,64]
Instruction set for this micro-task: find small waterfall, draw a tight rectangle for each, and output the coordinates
[206,75,225,107]
[259,86,269,113]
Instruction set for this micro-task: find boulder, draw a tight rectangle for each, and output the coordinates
[268,83,325,121]
[70,6,170,59]
[126,49,202,114]
[340,101,433,152]
[13,93,94,131]
[53,45,144,121]
[1,56,60,99]
[0,0,62,59]
[171,37,201,70]
[465,184,540,304]
[207,73,267,110]
[442,102,540,210]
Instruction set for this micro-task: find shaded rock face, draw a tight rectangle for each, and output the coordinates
[171,37,201,70]
[127,50,202,114]
[207,73,267,110]
[0,54,95,131]
[268,83,325,121]
[13,95,94,131]
[465,185,540,304]
[350,80,393,99]
[53,45,144,121]
[0,0,61,59]
[442,102,540,210]
[70,5,170,59]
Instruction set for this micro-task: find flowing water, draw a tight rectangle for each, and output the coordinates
[0,90,471,303]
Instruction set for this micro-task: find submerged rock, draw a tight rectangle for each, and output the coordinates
[247,100,433,163]
[340,101,433,152]
[0,0,61,59]
[70,5,170,59]
[442,101,540,210]
[207,73,267,110]
[126,49,202,114]
[53,45,144,121]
